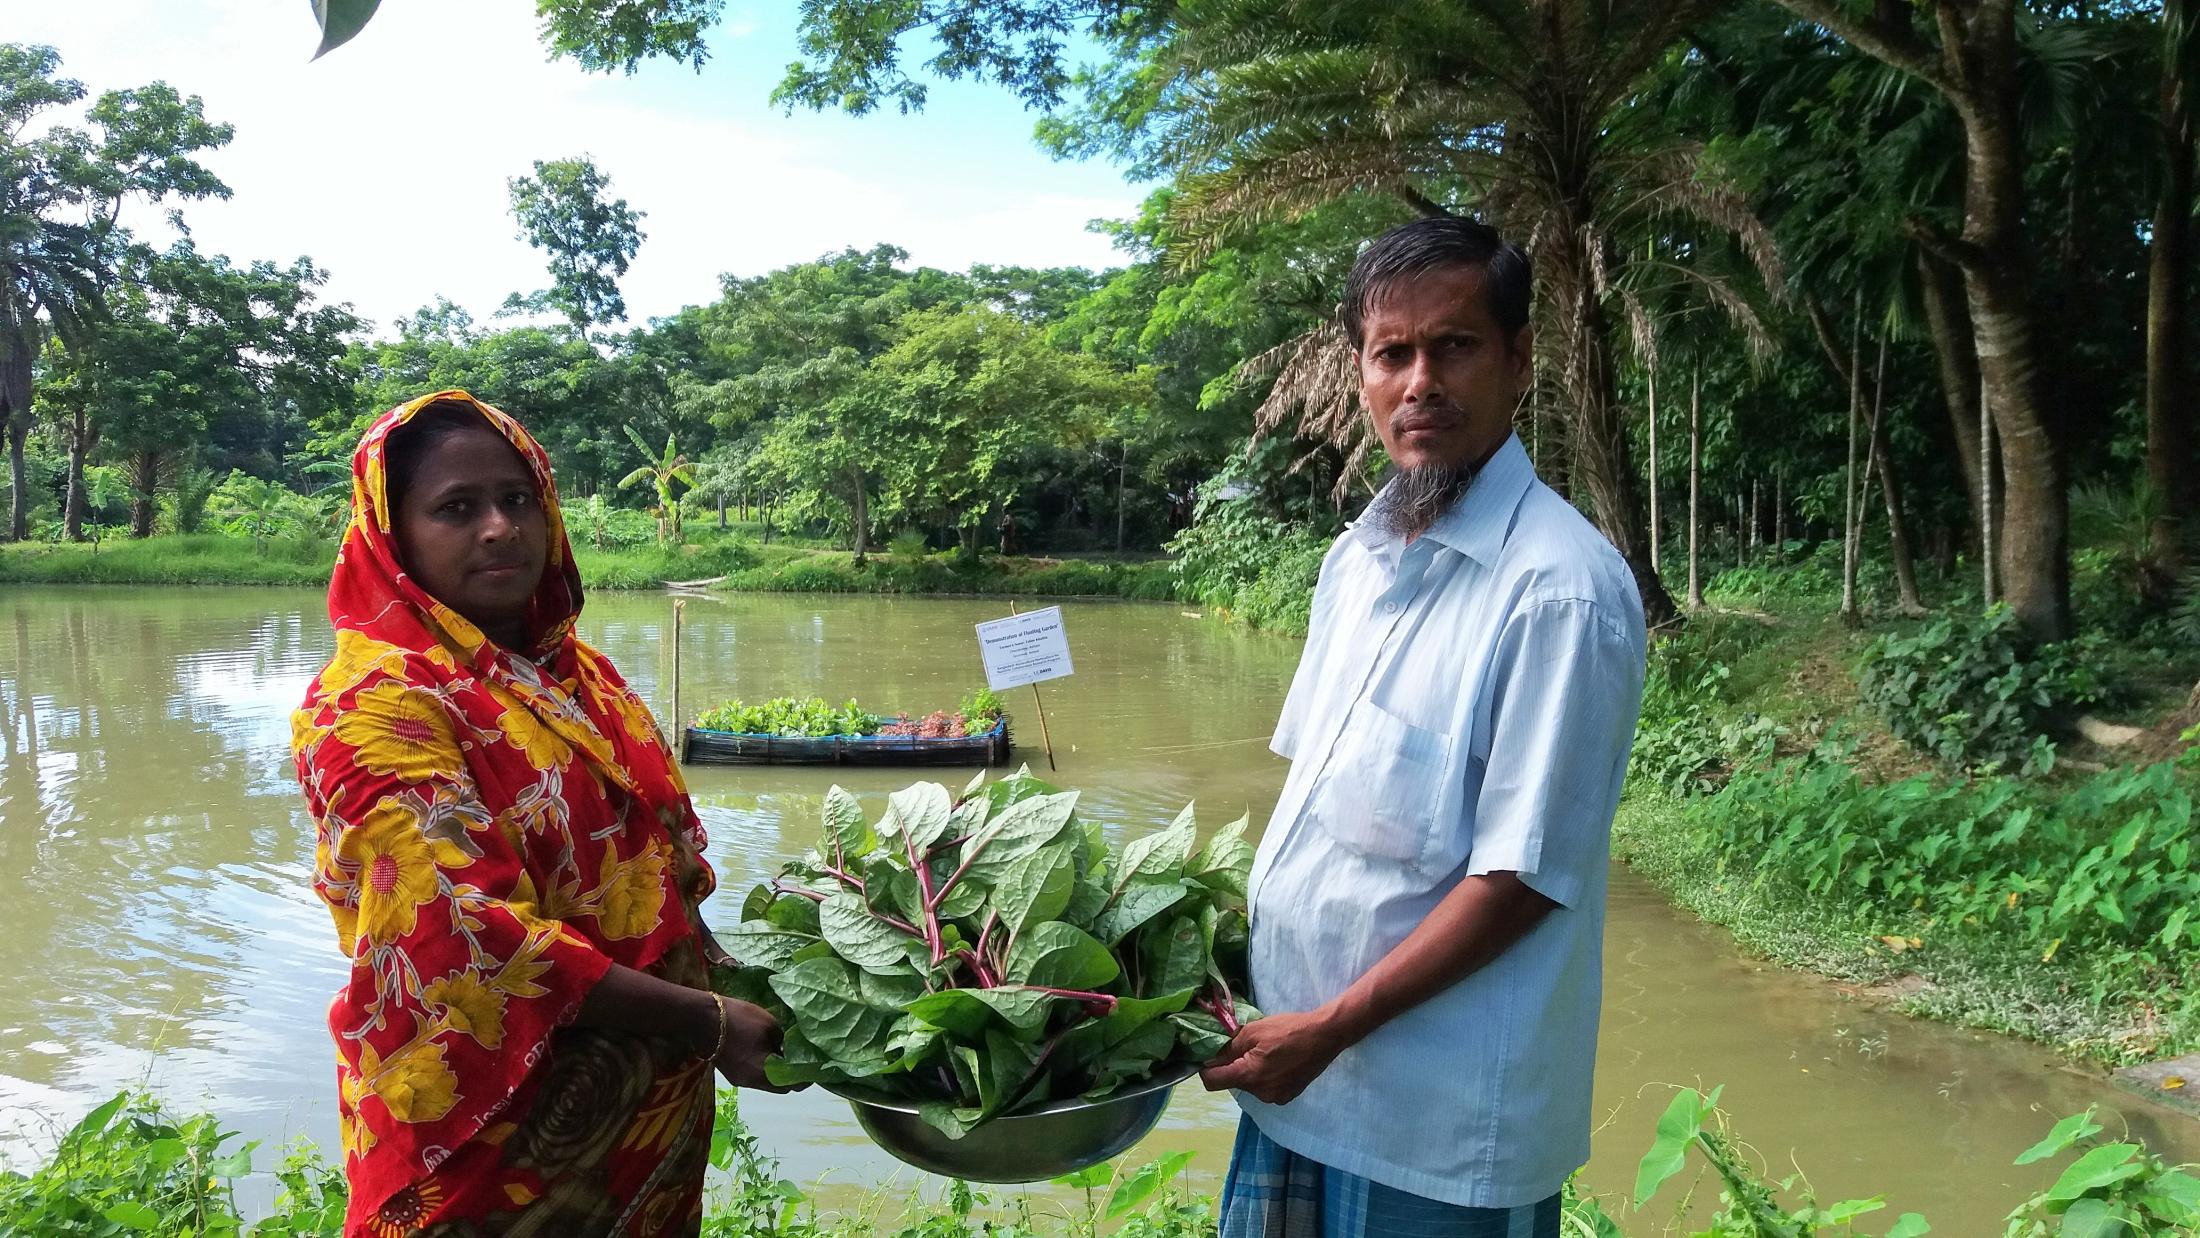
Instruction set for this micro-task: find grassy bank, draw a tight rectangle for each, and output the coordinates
[0,533,1179,601]
[1620,569,2200,1069]
[6,1082,2185,1235]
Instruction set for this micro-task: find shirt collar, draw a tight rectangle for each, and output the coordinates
[1349,434,1536,567]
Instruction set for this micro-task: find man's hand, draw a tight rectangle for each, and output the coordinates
[1198,1010,1351,1106]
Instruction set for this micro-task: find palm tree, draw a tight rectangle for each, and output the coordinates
[1,47,104,542]
[1146,0,1780,624]
[618,424,695,544]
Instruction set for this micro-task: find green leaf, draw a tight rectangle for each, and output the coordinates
[722,921,818,971]
[765,894,822,935]
[906,987,1055,1037]
[64,1093,129,1147]
[1885,1214,1931,1238]
[768,956,896,1061]
[918,1100,985,1139]
[990,842,1076,937]
[311,0,382,59]
[960,790,1080,883]
[2055,1198,2122,1238]
[1139,915,1208,997]
[1189,814,1255,896]
[208,1143,256,1177]
[1119,803,1198,887]
[2014,1111,2104,1165]
[1053,1163,1114,1190]
[1167,1011,1231,1060]
[979,1028,1047,1116]
[822,785,872,859]
[883,782,954,854]
[819,892,921,974]
[1006,921,1120,989]
[102,1201,161,1230]
[2044,1143,2145,1203]
[1634,1087,1719,1207]
[1092,879,1189,945]
[858,969,929,1010]
[1098,989,1195,1047]
[1106,1162,1166,1218]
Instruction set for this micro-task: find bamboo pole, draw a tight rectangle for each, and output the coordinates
[1008,602,1057,771]
[671,598,686,762]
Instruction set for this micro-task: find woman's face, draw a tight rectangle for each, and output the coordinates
[392,424,549,644]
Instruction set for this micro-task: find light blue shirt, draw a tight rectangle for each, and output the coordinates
[1239,434,1647,1209]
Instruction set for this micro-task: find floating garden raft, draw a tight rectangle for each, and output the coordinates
[681,693,1013,767]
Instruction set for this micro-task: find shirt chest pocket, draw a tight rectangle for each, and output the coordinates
[1309,697,1458,870]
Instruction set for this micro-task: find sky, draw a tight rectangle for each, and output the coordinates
[7,0,1147,335]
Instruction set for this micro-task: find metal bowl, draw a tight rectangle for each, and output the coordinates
[826,1064,1196,1183]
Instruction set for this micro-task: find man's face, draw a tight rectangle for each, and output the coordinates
[1354,264,1531,473]
[392,425,548,643]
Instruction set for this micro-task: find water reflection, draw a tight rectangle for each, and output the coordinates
[0,587,2191,1228]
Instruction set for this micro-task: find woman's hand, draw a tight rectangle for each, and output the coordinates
[711,996,790,1092]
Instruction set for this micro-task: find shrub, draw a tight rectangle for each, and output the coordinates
[1702,750,2200,998]
[1165,491,1329,634]
[888,531,929,563]
[1855,604,2102,773]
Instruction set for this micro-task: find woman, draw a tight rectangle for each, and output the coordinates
[291,390,779,1238]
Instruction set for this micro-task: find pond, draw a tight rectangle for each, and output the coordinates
[1,585,2193,1227]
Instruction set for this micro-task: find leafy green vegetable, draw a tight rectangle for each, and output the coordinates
[721,770,1259,1138]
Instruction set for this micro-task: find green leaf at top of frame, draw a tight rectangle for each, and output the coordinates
[311,0,382,60]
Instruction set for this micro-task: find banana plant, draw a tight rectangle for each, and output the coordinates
[618,424,695,545]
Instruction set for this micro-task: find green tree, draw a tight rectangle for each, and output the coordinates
[0,45,231,540]
[506,155,645,334]
[861,302,1147,556]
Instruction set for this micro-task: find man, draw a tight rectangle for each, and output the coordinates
[1200,216,1647,1237]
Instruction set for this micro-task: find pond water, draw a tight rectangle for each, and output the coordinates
[1,585,2193,1227]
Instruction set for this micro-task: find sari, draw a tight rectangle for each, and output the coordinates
[291,390,719,1238]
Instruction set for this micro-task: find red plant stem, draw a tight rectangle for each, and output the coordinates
[821,864,866,895]
[1022,985,1119,1017]
[772,880,921,939]
[903,830,945,963]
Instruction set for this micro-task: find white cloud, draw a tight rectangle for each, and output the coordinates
[11,0,1141,333]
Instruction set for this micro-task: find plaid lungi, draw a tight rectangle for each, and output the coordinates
[1218,1117,1562,1238]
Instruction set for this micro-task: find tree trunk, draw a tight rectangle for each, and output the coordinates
[1687,366,1703,610]
[2,324,32,543]
[1775,472,1787,548]
[1864,334,1926,615]
[1749,479,1761,557]
[2146,0,2196,574]
[850,467,869,565]
[1552,232,1676,623]
[62,405,94,542]
[1841,301,1864,623]
[1116,447,1128,555]
[1982,373,1998,605]
[1945,5,2068,639]
[717,495,727,530]
[1647,354,1661,569]
[128,449,163,538]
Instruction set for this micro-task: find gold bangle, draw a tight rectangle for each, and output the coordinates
[700,996,729,1065]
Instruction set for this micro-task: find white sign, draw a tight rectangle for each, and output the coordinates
[976,607,1074,691]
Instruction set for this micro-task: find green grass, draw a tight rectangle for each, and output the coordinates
[0,534,337,585]
[0,533,1181,602]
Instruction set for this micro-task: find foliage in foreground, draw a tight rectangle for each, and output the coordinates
[10,1082,2195,1237]
[721,773,1257,1137]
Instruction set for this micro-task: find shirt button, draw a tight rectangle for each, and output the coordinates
[1384,602,1400,614]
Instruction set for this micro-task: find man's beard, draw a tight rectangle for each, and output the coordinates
[1371,459,1478,539]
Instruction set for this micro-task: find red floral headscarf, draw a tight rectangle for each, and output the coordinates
[291,390,711,1227]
